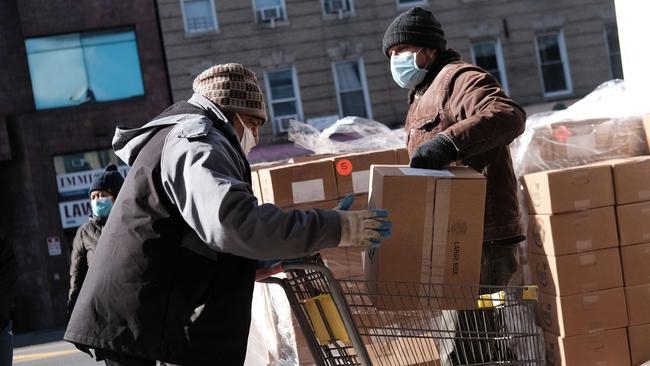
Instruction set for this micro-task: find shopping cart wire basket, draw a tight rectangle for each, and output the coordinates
[257,256,544,366]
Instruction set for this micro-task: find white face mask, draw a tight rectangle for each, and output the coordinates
[390,49,428,89]
[236,114,257,156]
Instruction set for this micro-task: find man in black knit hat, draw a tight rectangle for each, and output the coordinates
[383,6,527,364]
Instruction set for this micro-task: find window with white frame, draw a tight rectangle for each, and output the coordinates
[471,39,509,95]
[333,59,372,119]
[253,0,287,24]
[181,0,218,33]
[265,68,303,133]
[396,0,427,7]
[604,22,623,79]
[322,0,354,17]
[535,31,572,96]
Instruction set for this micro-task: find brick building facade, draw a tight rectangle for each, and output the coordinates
[0,0,171,332]
[157,0,621,145]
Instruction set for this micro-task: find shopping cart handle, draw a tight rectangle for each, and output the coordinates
[255,262,285,281]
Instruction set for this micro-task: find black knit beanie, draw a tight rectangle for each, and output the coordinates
[88,163,124,197]
[382,7,446,58]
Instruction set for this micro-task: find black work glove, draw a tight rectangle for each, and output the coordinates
[409,134,458,170]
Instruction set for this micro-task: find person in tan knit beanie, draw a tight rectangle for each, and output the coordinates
[66,62,391,366]
[192,63,267,153]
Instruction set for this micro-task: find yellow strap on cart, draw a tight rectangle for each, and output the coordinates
[477,291,505,308]
[302,294,351,345]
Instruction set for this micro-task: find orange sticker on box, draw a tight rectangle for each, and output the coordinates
[336,159,353,176]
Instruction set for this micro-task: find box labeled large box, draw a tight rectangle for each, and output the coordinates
[257,160,338,208]
[364,166,486,310]
[628,323,650,366]
[528,207,619,256]
[529,248,623,296]
[617,201,650,246]
[522,165,614,214]
[537,287,628,336]
[610,156,650,204]
[331,150,395,197]
[544,328,631,366]
[625,284,650,326]
[621,242,650,286]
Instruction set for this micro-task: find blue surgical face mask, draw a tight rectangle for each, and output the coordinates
[390,49,428,89]
[91,198,113,218]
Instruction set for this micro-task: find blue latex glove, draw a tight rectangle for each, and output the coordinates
[335,193,356,211]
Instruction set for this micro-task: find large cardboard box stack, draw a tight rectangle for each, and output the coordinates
[364,165,486,310]
[610,156,650,365]
[522,164,630,364]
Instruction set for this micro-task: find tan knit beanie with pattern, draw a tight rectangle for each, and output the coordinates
[192,63,268,122]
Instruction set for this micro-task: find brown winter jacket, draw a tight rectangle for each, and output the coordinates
[68,217,105,314]
[405,52,526,242]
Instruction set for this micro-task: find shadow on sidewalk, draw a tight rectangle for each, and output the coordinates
[13,327,66,348]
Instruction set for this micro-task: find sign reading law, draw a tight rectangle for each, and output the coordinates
[53,149,128,229]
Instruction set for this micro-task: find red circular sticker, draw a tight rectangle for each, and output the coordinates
[336,159,353,176]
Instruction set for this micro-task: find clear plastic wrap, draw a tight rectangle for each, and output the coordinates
[511,80,650,178]
[245,282,298,366]
[288,117,406,155]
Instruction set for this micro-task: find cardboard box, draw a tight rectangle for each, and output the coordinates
[628,323,650,366]
[528,207,619,256]
[617,201,650,246]
[610,156,650,204]
[319,246,364,280]
[395,147,410,165]
[250,170,263,202]
[536,117,647,167]
[528,248,623,296]
[364,165,486,310]
[644,115,650,154]
[522,165,615,214]
[289,153,336,163]
[257,160,338,208]
[543,328,631,366]
[621,242,650,286]
[537,287,628,337]
[331,150,396,197]
[625,284,650,326]
[366,335,441,366]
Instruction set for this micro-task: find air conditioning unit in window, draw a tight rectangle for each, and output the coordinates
[259,6,283,22]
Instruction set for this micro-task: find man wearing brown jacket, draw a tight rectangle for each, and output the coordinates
[383,6,527,364]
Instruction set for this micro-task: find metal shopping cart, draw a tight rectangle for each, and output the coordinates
[256,255,544,366]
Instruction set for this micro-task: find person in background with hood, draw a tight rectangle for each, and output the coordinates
[64,63,391,366]
[382,7,526,364]
[67,163,124,317]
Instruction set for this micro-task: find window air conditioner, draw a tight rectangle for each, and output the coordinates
[260,6,282,21]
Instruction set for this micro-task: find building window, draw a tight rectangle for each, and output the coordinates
[396,0,427,7]
[321,0,354,17]
[264,68,303,134]
[253,0,287,25]
[25,28,145,110]
[181,0,218,33]
[332,59,372,119]
[535,30,572,97]
[604,22,623,79]
[470,39,509,95]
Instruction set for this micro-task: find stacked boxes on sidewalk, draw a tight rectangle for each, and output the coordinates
[523,156,650,365]
[611,156,650,366]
